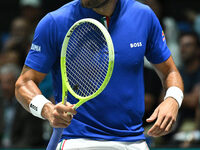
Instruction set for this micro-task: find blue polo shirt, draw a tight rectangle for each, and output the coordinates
[25,0,171,142]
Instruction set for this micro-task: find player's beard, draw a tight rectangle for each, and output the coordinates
[81,0,110,9]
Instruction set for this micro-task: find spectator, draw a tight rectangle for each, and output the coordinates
[9,17,32,43]
[0,63,45,148]
[1,37,29,67]
[163,17,181,67]
[179,32,200,110]
[19,0,43,31]
[178,32,200,147]
[0,17,32,67]
[0,50,21,67]
[185,9,200,38]
[2,17,32,50]
[0,17,31,52]
[0,64,20,147]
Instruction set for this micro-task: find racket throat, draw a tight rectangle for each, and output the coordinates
[74,100,87,110]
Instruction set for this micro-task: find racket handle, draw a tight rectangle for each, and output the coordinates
[46,128,64,150]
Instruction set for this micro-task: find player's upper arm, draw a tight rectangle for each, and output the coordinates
[145,8,171,64]
[25,13,58,74]
[16,65,47,89]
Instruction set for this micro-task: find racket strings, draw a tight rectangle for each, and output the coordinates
[66,54,105,96]
[72,24,109,65]
[68,38,108,82]
[69,23,108,66]
[68,37,108,74]
[67,32,108,95]
[81,24,108,49]
[65,47,104,96]
[67,27,108,92]
[66,52,106,97]
[66,22,109,97]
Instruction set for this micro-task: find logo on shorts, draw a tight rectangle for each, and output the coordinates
[130,42,143,48]
[31,44,41,52]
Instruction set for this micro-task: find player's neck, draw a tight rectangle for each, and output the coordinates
[93,0,118,17]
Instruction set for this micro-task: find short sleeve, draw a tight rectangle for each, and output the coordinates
[25,13,58,73]
[145,9,171,64]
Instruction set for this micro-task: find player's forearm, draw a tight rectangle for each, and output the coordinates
[147,61,184,136]
[162,68,184,91]
[154,57,183,91]
[154,56,184,107]
[15,78,42,112]
[15,78,54,120]
[161,67,184,108]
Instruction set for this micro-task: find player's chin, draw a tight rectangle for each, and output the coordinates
[81,0,106,8]
[81,0,94,8]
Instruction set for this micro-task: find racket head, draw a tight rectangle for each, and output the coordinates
[61,18,114,108]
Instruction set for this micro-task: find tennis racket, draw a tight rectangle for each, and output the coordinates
[46,18,115,150]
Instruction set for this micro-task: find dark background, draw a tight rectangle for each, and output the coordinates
[0,0,200,33]
[0,0,200,148]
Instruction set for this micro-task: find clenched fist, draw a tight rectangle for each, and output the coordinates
[42,102,77,128]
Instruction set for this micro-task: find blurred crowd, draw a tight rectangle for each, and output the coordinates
[0,0,53,148]
[142,0,200,148]
[0,0,199,148]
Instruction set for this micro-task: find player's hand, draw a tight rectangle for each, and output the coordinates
[42,102,77,128]
[146,97,179,137]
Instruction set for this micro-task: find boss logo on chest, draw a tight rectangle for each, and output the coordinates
[130,42,143,48]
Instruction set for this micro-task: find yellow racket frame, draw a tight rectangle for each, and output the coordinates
[60,18,114,109]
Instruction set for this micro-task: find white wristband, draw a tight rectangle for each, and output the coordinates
[164,86,184,108]
[29,95,52,119]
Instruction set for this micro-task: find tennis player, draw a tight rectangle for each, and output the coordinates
[15,0,184,149]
